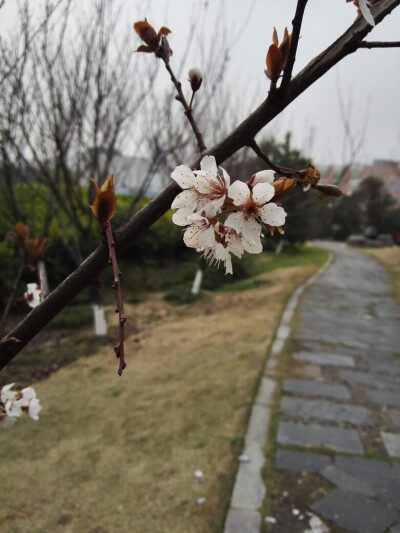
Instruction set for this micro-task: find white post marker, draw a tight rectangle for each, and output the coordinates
[93,304,107,336]
[191,269,203,295]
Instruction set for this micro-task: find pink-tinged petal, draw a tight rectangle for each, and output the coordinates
[241,218,262,244]
[200,155,218,173]
[171,165,196,188]
[171,189,198,210]
[358,0,375,25]
[225,212,245,234]
[220,167,230,186]
[172,208,193,226]
[228,180,250,206]
[252,182,275,204]
[242,236,263,254]
[253,170,275,185]
[259,203,287,226]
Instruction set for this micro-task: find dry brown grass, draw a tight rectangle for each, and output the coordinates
[0,264,321,533]
[362,247,400,305]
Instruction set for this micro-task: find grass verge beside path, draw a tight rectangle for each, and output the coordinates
[0,246,328,533]
[362,247,400,305]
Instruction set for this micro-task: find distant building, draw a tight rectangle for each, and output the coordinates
[361,160,400,203]
[87,148,170,196]
[320,159,400,202]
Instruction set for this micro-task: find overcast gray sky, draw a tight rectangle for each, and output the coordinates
[2,0,400,165]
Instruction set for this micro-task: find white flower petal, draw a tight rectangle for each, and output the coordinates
[28,398,42,420]
[225,212,245,234]
[200,155,217,173]
[171,189,198,210]
[171,165,196,188]
[228,233,244,258]
[358,0,375,25]
[242,237,263,254]
[220,167,230,187]
[228,181,250,206]
[5,400,23,418]
[1,383,16,404]
[241,218,262,245]
[194,172,219,194]
[172,208,193,226]
[259,203,287,227]
[252,182,275,205]
[183,224,215,249]
[20,387,36,403]
[253,170,275,185]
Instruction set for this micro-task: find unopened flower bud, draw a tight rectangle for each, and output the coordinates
[188,68,203,92]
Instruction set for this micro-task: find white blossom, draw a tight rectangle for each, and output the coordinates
[225,181,286,252]
[24,283,41,308]
[0,383,41,428]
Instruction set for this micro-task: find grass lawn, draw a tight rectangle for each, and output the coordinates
[0,245,328,533]
[362,247,400,305]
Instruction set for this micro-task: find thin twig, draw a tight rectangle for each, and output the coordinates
[104,221,126,376]
[0,258,25,338]
[357,40,400,48]
[162,59,207,152]
[248,139,308,180]
[280,0,309,92]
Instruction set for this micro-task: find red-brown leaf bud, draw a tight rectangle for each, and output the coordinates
[188,68,203,92]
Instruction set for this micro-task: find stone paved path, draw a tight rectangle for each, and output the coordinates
[275,242,400,533]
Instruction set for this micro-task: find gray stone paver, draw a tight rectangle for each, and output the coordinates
[311,489,398,533]
[275,449,331,473]
[339,369,400,389]
[281,396,370,425]
[320,464,375,496]
[293,351,355,367]
[335,455,398,486]
[283,378,351,400]
[367,389,400,407]
[277,421,364,454]
[380,431,400,459]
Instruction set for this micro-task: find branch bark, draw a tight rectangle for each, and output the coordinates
[357,40,400,48]
[1,0,399,371]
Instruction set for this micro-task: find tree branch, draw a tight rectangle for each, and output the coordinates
[280,0,309,93]
[357,40,400,48]
[1,0,399,371]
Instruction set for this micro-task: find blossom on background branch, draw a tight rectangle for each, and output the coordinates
[0,383,41,428]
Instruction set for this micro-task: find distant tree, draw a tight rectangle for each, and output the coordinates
[354,176,396,233]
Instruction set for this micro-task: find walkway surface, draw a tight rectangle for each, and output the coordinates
[225,242,400,533]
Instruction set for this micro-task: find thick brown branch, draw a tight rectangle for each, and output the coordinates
[280,0,309,92]
[0,259,25,338]
[1,0,399,371]
[357,40,400,48]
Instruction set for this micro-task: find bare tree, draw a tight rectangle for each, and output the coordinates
[1,0,400,370]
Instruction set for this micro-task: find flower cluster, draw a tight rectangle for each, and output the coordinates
[1,383,42,428]
[171,156,287,274]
